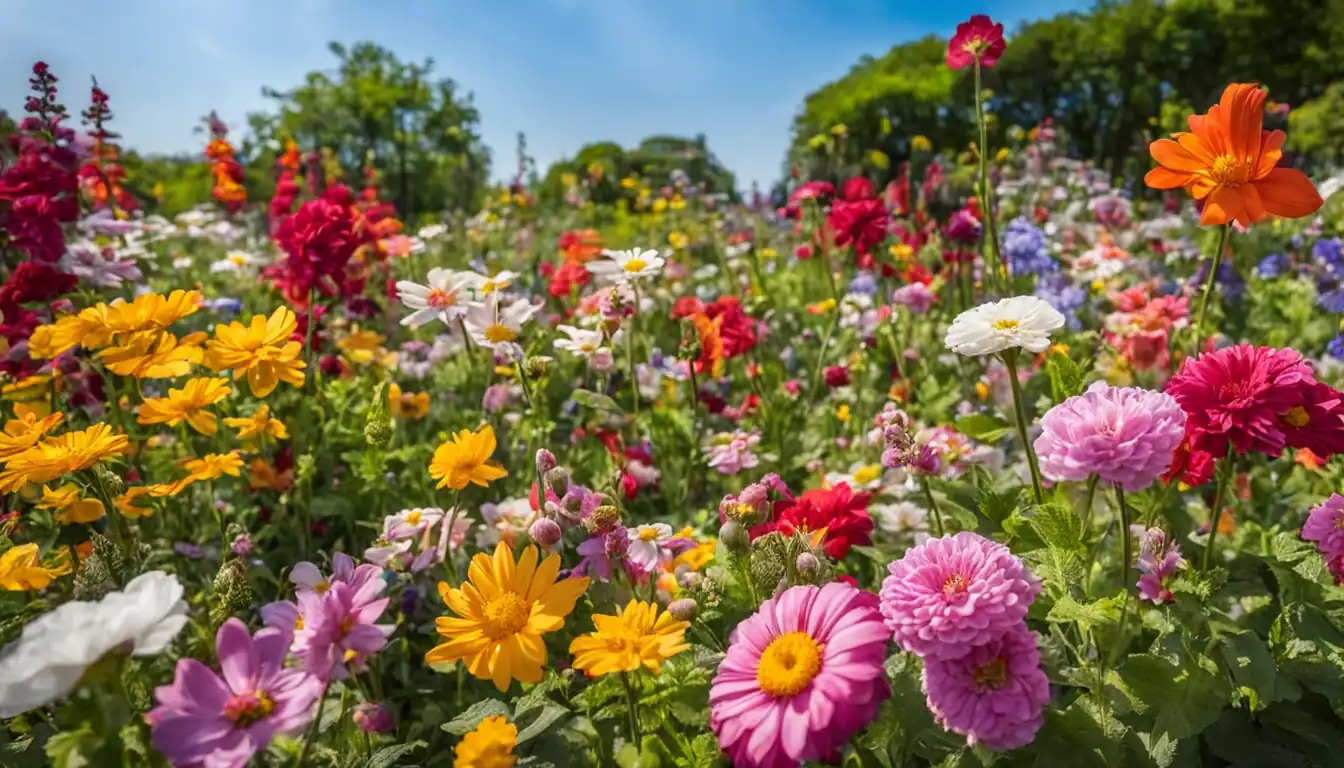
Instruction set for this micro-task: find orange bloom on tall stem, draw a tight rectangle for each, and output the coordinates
[1145,83,1323,227]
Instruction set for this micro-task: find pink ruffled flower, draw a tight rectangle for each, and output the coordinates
[879,532,1040,660]
[1302,494,1344,583]
[1034,382,1186,491]
[710,583,889,768]
[922,625,1049,751]
[1135,527,1184,604]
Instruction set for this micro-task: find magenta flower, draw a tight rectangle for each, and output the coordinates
[1135,527,1184,604]
[1302,494,1344,583]
[292,579,393,680]
[879,532,1040,660]
[922,624,1049,751]
[706,430,761,475]
[891,283,936,314]
[575,525,631,581]
[710,583,889,768]
[149,619,323,768]
[1034,382,1186,491]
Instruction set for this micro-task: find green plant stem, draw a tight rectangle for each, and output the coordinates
[1080,475,1101,533]
[1192,224,1232,356]
[974,60,1003,293]
[1202,448,1236,571]
[807,311,841,404]
[1107,484,1135,670]
[292,686,328,768]
[1002,352,1045,504]
[443,489,464,584]
[619,671,642,745]
[627,285,641,418]
[920,476,946,537]
[514,360,545,498]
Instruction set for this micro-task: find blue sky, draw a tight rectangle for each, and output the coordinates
[0,0,1091,188]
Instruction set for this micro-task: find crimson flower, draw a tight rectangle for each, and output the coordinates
[702,297,758,358]
[755,483,875,560]
[946,15,1006,70]
[268,197,358,302]
[841,176,875,201]
[829,198,890,257]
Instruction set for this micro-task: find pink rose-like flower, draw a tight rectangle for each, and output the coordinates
[946,15,1007,70]
[922,624,1049,751]
[892,283,936,315]
[1034,382,1186,491]
[710,583,889,768]
[1302,494,1344,583]
[879,532,1040,660]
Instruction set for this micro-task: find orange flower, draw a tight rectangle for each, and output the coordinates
[1145,83,1322,227]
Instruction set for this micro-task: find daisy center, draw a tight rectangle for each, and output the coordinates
[230,255,247,266]
[622,258,648,273]
[972,657,1009,691]
[1209,154,1252,187]
[482,592,531,639]
[1281,405,1310,428]
[406,511,422,525]
[223,690,274,726]
[757,631,824,698]
[484,324,518,344]
[991,318,1020,331]
[852,464,881,485]
[638,528,661,542]
[425,288,457,309]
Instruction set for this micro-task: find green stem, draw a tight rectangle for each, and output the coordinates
[1080,475,1101,533]
[974,60,1003,293]
[1107,484,1135,669]
[620,671,643,746]
[1192,224,1232,357]
[443,489,464,584]
[627,285,641,418]
[1002,352,1045,504]
[1202,449,1236,571]
[807,312,841,404]
[515,361,545,498]
[292,686,328,768]
[920,476,946,537]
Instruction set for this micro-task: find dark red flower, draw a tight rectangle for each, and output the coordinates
[823,365,850,388]
[5,194,66,262]
[1162,438,1215,487]
[841,176,875,202]
[548,260,591,299]
[0,261,75,305]
[268,197,358,302]
[828,198,889,257]
[756,483,874,560]
[702,297,758,358]
[946,14,1006,70]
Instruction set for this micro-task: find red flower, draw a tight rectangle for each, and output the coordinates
[1161,438,1216,487]
[268,197,358,302]
[671,296,705,318]
[823,365,850,388]
[828,198,889,257]
[756,483,874,560]
[946,14,1006,70]
[841,176,875,202]
[5,195,65,262]
[547,260,591,299]
[0,261,75,305]
[702,297,758,358]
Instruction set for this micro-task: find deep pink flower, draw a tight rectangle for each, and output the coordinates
[829,198,889,257]
[260,554,392,680]
[841,175,875,201]
[1034,382,1186,491]
[710,583,889,768]
[922,625,1049,751]
[880,532,1040,659]
[943,208,982,243]
[1302,494,1344,583]
[267,197,358,303]
[946,15,1007,70]
[1135,527,1184,604]
[149,619,323,768]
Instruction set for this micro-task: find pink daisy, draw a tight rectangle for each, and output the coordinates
[922,624,1050,751]
[1302,494,1344,583]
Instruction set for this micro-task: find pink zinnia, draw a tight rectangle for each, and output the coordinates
[1302,494,1344,583]
[710,583,889,768]
[149,619,323,768]
[879,532,1040,660]
[922,625,1049,751]
[1034,382,1186,491]
[946,15,1006,70]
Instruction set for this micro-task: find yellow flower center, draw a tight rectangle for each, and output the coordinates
[639,528,661,542]
[426,288,456,309]
[972,657,1009,691]
[407,511,422,525]
[482,592,530,639]
[230,254,247,266]
[1282,405,1310,429]
[1209,154,1252,187]
[943,573,969,596]
[579,342,596,352]
[314,580,330,595]
[294,616,304,631]
[484,324,518,344]
[223,691,274,726]
[622,258,648,273]
[852,465,881,485]
[757,631,824,698]
[482,280,500,294]
[991,318,1020,331]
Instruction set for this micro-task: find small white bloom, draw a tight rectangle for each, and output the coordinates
[823,461,886,491]
[553,325,608,359]
[944,295,1064,357]
[0,571,188,717]
[396,268,477,329]
[627,523,674,570]
[588,247,666,283]
[463,294,539,351]
[476,498,533,549]
[418,223,448,240]
[873,501,928,534]
[210,250,264,274]
[384,507,445,540]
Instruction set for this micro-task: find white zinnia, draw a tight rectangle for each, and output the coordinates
[587,248,665,283]
[396,268,476,329]
[0,571,188,717]
[944,296,1064,357]
[553,325,608,359]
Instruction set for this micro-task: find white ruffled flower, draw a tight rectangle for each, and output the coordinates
[418,223,448,240]
[0,572,188,717]
[553,325,608,359]
[396,268,477,329]
[588,248,665,283]
[944,295,1064,357]
[873,501,928,534]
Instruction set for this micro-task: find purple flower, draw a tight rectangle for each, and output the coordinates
[482,384,513,412]
[575,526,630,581]
[149,619,323,768]
[173,542,203,559]
[891,283,936,315]
[1302,494,1344,583]
[879,532,1040,660]
[921,625,1049,751]
[352,702,395,734]
[1001,217,1056,276]
[292,579,392,680]
[1034,382,1185,492]
[1135,527,1184,604]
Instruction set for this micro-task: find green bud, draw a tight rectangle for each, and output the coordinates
[544,467,570,498]
[719,520,749,553]
[364,381,395,447]
[73,554,115,601]
[210,558,253,629]
[524,356,551,378]
[93,464,124,496]
[90,532,126,585]
[296,454,317,483]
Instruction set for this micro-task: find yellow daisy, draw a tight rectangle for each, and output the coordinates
[36,483,106,524]
[0,423,128,493]
[137,377,232,435]
[453,714,517,768]
[100,331,206,379]
[429,425,508,490]
[389,383,430,420]
[427,543,590,692]
[0,410,64,461]
[115,486,156,518]
[0,543,71,591]
[569,599,690,677]
[222,405,289,442]
[204,307,307,397]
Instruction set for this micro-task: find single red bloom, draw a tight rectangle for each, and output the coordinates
[828,198,890,257]
[757,483,874,560]
[823,365,850,388]
[269,197,358,302]
[0,261,75,305]
[703,297,758,358]
[1161,438,1216,487]
[946,14,1006,70]
[547,260,591,299]
[671,296,705,319]
[841,176,875,202]
[5,194,66,262]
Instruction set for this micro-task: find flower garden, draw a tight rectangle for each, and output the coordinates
[5,9,1344,768]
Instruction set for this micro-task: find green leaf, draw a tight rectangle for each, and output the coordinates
[978,487,1021,526]
[517,703,570,743]
[571,389,624,413]
[441,699,512,735]
[1046,350,1085,402]
[1031,697,1124,768]
[954,413,1010,444]
[44,726,96,768]
[1046,595,1117,628]
[364,741,426,768]
[1028,502,1086,553]
[1219,632,1299,710]
[1118,652,1231,742]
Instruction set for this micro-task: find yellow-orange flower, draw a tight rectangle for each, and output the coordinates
[453,715,517,768]
[115,486,156,518]
[429,425,508,490]
[28,305,115,358]
[204,307,307,397]
[0,423,128,493]
[150,452,244,498]
[247,458,293,492]
[100,331,206,379]
[1145,83,1323,226]
[337,326,393,367]
[0,543,71,591]
[29,291,203,360]
[389,383,430,420]
[569,599,690,677]
[105,290,204,336]
[137,377,232,435]
[36,484,106,524]
[426,543,590,692]
[223,405,289,443]
[0,410,64,461]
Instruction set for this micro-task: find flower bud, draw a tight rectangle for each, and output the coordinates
[545,467,570,498]
[795,552,820,575]
[525,355,551,378]
[668,598,698,622]
[353,702,395,734]
[530,517,563,549]
[585,505,622,533]
[677,571,702,590]
[93,464,124,496]
[720,520,749,553]
[364,382,395,447]
[535,449,557,475]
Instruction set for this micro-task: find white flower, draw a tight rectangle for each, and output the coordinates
[0,572,187,717]
[396,268,477,329]
[384,507,445,540]
[463,294,539,351]
[944,295,1064,357]
[473,271,519,296]
[476,498,533,548]
[627,523,674,571]
[418,223,448,240]
[588,248,665,283]
[873,501,928,534]
[553,325,608,358]
[210,250,264,274]
[823,462,886,491]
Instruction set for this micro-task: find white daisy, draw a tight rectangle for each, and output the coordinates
[944,295,1065,357]
[0,571,188,717]
[463,294,539,351]
[587,247,666,283]
[873,501,928,534]
[209,250,264,274]
[384,507,445,540]
[395,268,476,329]
[474,270,519,296]
[553,325,608,359]
[418,223,448,240]
[823,462,887,491]
[627,523,674,571]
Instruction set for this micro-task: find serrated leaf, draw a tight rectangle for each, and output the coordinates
[1046,594,1116,628]
[1028,502,1086,553]
[979,487,1021,525]
[441,699,511,735]
[517,703,569,743]
[364,741,426,768]
[954,413,1010,443]
[1119,652,1230,741]
[571,389,623,413]
[1046,352,1085,402]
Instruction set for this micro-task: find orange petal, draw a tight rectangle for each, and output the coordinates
[1238,182,1266,225]
[1144,166,1194,191]
[1200,186,1243,226]
[1254,130,1286,178]
[1149,139,1206,174]
[1254,168,1324,220]
[1176,133,1216,167]
[1219,83,1266,163]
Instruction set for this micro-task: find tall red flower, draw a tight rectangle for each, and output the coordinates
[268,197,358,303]
[946,15,1006,70]
[828,198,889,257]
[755,483,874,560]
[548,260,592,299]
[702,297,758,358]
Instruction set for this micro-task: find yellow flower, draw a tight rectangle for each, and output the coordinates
[669,195,686,211]
[36,484,106,524]
[911,135,933,152]
[0,410,64,461]
[247,458,292,492]
[429,425,508,490]
[137,377,232,435]
[651,198,668,213]
[223,405,289,442]
[0,423,128,493]
[889,243,914,261]
[668,231,689,250]
[337,327,392,367]
[388,383,430,420]
[106,290,204,335]
[101,331,206,379]
[115,486,156,518]
[427,543,590,692]
[205,307,307,398]
[29,291,203,360]
[836,404,851,422]
[29,305,116,358]
[761,247,777,260]
[453,714,517,768]
[569,599,690,677]
[11,400,51,420]
[0,543,71,591]
[830,123,848,136]
[183,452,244,482]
